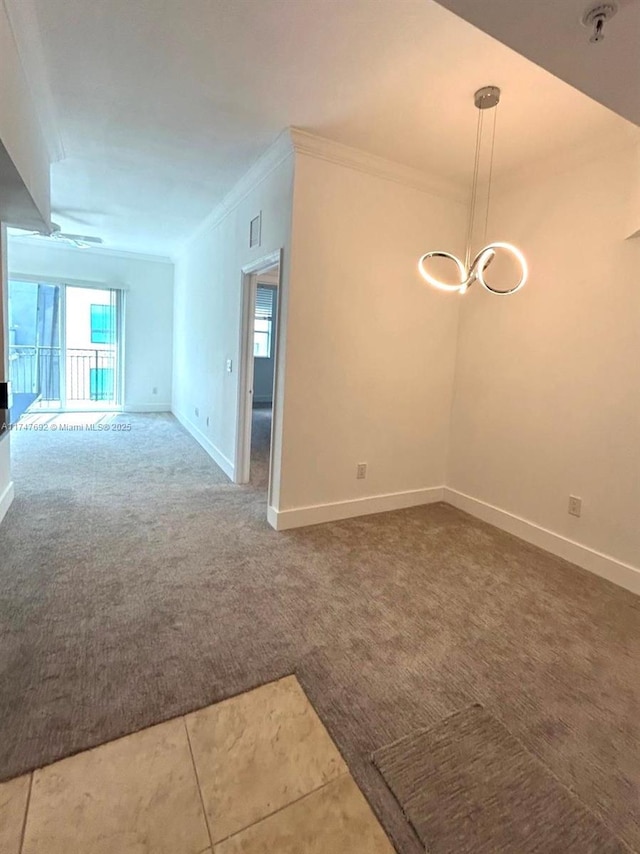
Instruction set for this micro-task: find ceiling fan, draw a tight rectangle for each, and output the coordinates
[27,222,104,249]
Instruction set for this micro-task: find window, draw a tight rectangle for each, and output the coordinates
[254,287,275,358]
[90,304,115,344]
[90,367,115,401]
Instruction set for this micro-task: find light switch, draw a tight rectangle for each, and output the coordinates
[226,359,233,373]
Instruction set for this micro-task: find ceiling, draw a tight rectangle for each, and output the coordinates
[434,0,640,127]
[8,0,634,258]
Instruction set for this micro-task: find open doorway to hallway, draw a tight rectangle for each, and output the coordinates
[8,280,123,422]
[236,253,281,496]
[250,265,278,489]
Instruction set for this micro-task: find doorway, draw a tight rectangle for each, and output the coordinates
[8,280,123,419]
[236,252,282,498]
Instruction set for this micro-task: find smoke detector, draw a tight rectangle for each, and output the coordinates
[581,2,618,42]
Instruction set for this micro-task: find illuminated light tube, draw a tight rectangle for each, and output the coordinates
[475,242,528,295]
[418,251,466,293]
[418,243,528,296]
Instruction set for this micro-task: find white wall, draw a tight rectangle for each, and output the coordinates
[0,430,10,516]
[626,140,640,238]
[172,151,294,484]
[448,140,640,586]
[8,240,174,410]
[273,153,466,526]
[0,2,50,527]
[0,225,14,523]
[0,2,50,227]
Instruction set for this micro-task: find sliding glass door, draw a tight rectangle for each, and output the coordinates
[8,280,123,415]
[8,280,62,416]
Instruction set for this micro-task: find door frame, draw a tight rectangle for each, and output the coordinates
[235,249,282,500]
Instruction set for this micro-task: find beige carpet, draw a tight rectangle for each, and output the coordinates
[1,411,639,853]
[373,704,626,853]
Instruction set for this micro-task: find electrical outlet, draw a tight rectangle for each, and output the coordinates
[568,495,582,517]
[356,463,367,480]
[226,359,233,373]
[195,406,199,418]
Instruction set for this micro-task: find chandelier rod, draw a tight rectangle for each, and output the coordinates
[483,104,498,246]
[464,107,483,272]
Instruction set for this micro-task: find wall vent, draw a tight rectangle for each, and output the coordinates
[249,213,262,248]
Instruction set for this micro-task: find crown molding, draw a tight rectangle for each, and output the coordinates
[177,129,295,258]
[2,0,65,163]
[176,126,468,259]
[288,127,467,203]
[8,233,174,265]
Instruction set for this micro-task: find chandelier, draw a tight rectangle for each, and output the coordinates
[418,86,528,296]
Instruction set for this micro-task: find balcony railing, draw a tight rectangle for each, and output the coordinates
[9,345,117,405]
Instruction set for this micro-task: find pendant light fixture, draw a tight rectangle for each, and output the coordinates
[418,86,528,296]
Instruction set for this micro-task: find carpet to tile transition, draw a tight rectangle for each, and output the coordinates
[373,704,626,853]
[1,412,640,854]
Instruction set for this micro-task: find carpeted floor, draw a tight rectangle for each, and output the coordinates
[373,704,626,853]
[1,411,640,853]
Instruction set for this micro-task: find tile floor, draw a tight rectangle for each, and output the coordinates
[1,675,395,854]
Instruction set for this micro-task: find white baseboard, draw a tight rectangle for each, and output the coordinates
[268,486,445,531]
[172,408,235,481]
[444,487,640,596]
[123,403,171,413]
[0,480,15,525]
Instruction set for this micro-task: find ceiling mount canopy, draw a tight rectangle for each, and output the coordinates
[474,84,500,109]
[418,85,528,297]
[581,2,618,43]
